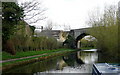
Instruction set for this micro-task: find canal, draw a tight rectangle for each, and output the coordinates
[3,49,99,74]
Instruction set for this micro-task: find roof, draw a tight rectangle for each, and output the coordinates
[36,30,63,38]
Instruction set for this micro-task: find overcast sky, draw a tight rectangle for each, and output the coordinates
[18,0,119,30]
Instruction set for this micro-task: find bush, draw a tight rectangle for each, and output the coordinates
[5,40,16,55]
[11,36,62,52]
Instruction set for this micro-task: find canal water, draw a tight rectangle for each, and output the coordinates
[3,49,98,74]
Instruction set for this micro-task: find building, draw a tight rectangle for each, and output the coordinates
[35,30,69,42]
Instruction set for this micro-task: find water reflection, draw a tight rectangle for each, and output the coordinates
[3,58,58,73]
[62,52,84,67]
[78,51,98,64]
[3,49,98,74]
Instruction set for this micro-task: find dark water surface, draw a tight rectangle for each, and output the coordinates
[3,49,99,74]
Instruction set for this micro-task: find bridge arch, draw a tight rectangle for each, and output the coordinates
[76,33,89,49]
[75,33,97,49]
[65,27,97,49]
[76,33,89,42]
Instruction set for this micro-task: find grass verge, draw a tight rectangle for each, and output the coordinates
[1,48,74,60]
[1,49,76,69]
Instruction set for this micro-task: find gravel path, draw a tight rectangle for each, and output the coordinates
[0,53,47,63]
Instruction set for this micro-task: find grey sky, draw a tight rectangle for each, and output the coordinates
[18,0,119,30]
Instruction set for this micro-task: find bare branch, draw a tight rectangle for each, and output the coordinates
[21,2,32,9]
[28,17,47,24]
[24,9,46,20]
[21,0,47,24]
[44,20,54,30]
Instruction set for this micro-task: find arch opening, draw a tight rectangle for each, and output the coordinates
[76,33,97,49]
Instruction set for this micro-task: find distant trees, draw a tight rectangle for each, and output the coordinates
[80,36,97,48]
[44,19,71,31]
[44,20,54,30]
[87,5,119,61]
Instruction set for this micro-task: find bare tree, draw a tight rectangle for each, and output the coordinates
[21,0,47,24]
[63,24,71,31]
[44,20,54,30]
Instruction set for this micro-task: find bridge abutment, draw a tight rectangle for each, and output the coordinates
[77,40,81,49]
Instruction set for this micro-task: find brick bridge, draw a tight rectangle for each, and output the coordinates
[69,28,91,48]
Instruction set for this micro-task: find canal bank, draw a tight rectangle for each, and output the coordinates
[2,49,98,74]
[1,49,77,71]
[2,49,119,74]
